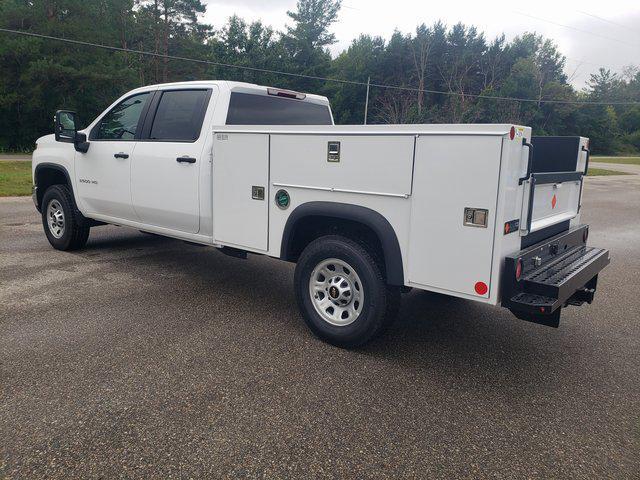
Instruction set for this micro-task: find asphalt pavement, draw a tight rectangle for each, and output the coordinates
[1,173,639,479]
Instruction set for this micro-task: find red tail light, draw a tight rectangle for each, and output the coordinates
[515,258,523,281]
[509,126,515,140]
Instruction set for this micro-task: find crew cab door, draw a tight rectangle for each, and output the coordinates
[131,88,215,233]
[75,91,153,220]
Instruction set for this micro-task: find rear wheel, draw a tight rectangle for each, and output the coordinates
[41,184,90,251]
[294,235,400,347]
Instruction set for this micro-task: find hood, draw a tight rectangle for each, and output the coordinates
[36,134,56,146]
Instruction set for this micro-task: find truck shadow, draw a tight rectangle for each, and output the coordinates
[359,288,583,389]
[89,228,583,388]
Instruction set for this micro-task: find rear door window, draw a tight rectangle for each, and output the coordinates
[149,90,210,142]
[226,92,332,125]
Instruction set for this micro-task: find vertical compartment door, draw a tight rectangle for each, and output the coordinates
[408,135,503,298]
[213,133,269,251]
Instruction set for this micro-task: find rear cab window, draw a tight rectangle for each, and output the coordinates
[225,92,332,125]
[148,89,211,142]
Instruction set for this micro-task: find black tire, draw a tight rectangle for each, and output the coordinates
[41,184,90,251]
[294,235,401,348]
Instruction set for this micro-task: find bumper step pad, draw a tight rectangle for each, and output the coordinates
[524,246,604,291]
[510,292,556,308]
[508,245,609,319]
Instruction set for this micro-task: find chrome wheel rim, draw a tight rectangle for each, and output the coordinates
[46,199,65,239]
[309,258,364,326]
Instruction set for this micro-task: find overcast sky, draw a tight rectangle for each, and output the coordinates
[203,0,640,89]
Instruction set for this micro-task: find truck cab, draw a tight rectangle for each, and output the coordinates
[32,81,609,347]
[34,81,333,238]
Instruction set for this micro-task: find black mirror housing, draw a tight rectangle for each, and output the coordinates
[54,110,78,143]
[54,110,89,153]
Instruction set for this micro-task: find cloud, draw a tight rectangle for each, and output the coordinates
[561,10,640,87]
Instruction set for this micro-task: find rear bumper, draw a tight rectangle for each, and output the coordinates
[501,225,610,327]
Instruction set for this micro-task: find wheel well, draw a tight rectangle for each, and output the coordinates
[281,202,405,286]
[34,165,70,210]
[287,216,385,265]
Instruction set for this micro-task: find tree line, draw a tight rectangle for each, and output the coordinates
[1,0,638,154]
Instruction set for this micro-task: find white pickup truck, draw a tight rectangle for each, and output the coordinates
[32,80,610,347]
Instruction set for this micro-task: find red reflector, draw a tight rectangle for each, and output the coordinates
[504,222,510,234]
[509,126,515,140]
[474,281,488,295]
[515,259,523,281]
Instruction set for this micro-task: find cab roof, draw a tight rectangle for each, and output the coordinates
[130,80,330,106]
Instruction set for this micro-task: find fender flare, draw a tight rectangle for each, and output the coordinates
[34,163,74,209]
[280,201,405,285]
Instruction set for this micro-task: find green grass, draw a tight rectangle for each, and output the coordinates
[0,158,630,198]
[587,167,630,176]
[0,161,32,196]
[591,156,640,165]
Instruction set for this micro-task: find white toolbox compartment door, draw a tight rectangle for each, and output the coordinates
[270,134,414,197]
[407,135,502,298]
[213,133,269,251]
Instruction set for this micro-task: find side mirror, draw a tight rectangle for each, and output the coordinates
[54,110,89,153]
[54,110,77,143]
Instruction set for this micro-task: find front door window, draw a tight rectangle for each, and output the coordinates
[92,92,151,141]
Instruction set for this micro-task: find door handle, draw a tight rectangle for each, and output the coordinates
[114,152,129,159]
[176,156,196,164]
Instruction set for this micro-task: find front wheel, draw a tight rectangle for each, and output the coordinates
[41,184,90,251]
[294,235,400,348]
